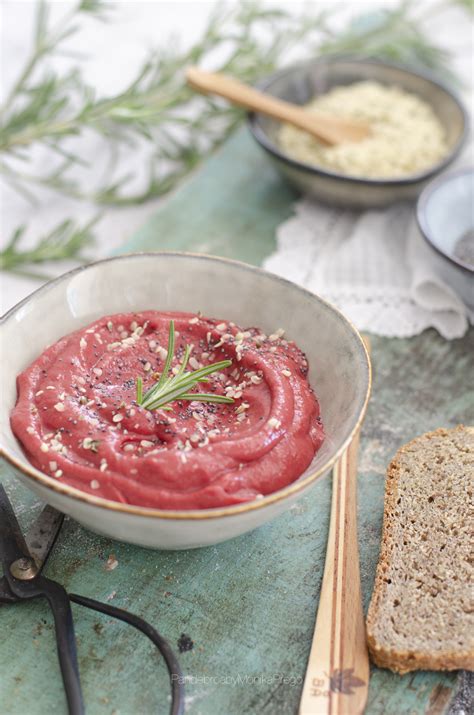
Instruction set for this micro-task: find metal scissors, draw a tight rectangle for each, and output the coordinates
[0,484,185,715]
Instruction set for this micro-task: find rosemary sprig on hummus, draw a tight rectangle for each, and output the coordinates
[136,320,234,411]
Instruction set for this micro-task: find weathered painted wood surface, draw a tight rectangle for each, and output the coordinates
[125,128,297,263]
[1,129,473,715]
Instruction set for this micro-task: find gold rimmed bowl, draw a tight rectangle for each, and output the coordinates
[0,253,371,549]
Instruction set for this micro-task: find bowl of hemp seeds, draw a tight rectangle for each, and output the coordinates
[247,57,467,208]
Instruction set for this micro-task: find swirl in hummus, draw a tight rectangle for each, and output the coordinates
[11,311,324,509]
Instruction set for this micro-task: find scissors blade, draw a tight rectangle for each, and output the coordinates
[0,484,32,567]
[25,504,64,572]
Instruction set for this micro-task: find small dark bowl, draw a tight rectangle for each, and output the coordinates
[416,167,474,310]
[247,57,467,208]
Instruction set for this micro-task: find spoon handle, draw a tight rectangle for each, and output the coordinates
[186,67,367,145]
[299,341,371,715]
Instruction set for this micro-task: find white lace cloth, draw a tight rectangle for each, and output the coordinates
[264,192,473,340]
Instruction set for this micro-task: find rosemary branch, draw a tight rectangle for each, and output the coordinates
[0,0,321,206]
[136,321,234,411]
[0,216,98,279]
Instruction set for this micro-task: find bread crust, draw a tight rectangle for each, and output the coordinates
[366,426,474,675]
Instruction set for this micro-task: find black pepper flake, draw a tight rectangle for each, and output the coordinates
[177,633,194,653]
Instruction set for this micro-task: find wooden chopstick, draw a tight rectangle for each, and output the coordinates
[299,339,371,715]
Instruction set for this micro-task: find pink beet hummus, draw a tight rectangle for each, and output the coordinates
[11,311,324,509]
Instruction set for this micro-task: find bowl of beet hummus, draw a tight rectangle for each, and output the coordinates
[0,253,370,549]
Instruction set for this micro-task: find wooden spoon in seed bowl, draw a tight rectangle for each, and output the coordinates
[186,66,371,145]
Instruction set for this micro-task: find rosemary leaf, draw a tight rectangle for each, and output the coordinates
[137,321,234,411]
[179,393,238,403]
[136,376,143,405]
[154,320,175,393]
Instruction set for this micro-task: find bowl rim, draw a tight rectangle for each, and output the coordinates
[247,55,468,187]
[0,251,371,521]
[416,166,474,274]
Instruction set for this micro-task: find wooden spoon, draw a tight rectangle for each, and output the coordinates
[299,338,371,715]
[186,66,370,146]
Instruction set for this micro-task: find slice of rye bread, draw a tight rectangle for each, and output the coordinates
[366,425,474,674]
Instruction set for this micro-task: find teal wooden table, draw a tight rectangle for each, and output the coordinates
[1,129,473,715]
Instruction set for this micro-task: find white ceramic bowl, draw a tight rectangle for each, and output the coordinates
[417,167,474,310]
[0,253,371,549]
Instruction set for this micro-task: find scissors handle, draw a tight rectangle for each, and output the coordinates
[0,487,183,714]
[42,580,85,715]
[70,594,185,715]
[5,574,84,715]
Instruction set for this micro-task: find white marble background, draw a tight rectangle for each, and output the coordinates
[1,0,472,314]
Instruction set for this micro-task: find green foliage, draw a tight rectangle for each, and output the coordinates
[318,5,455,79]
[0,0,462,276]
[0,1,323,206]
[451,0,474,13]
[0,217,99,279]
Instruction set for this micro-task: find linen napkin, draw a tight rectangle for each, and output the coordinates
[264,197,472,340]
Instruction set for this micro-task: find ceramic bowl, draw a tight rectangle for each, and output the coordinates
[416,168,474,309]
[247,57,467,208]
[0,253,370,549]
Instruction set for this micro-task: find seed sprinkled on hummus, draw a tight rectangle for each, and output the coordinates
[236,402,250,414]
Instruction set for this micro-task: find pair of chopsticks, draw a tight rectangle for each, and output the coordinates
[299,341,371,715]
